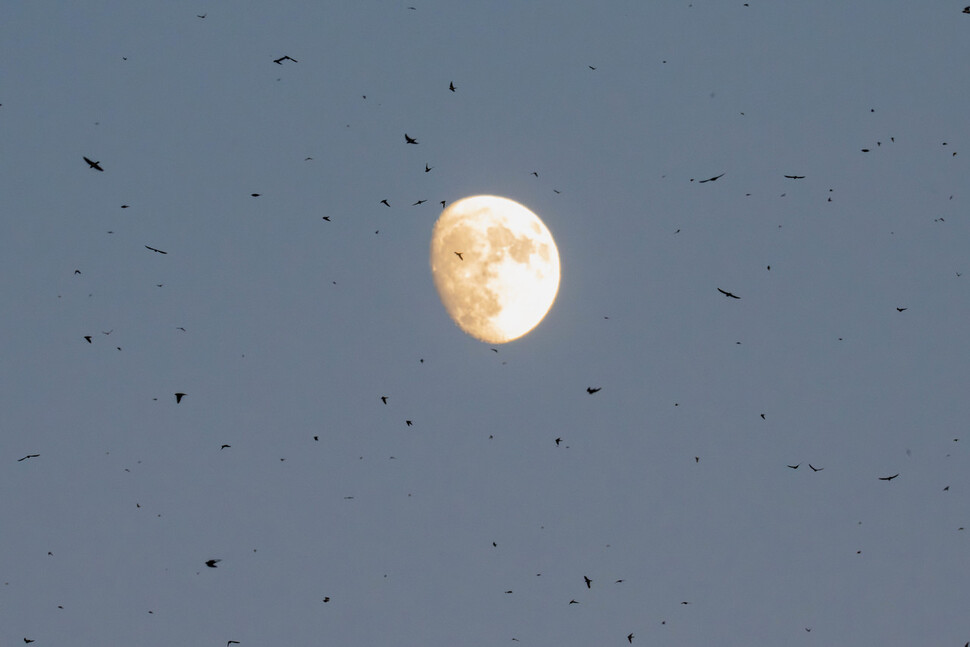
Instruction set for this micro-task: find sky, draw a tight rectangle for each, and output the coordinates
[2,1,969,645]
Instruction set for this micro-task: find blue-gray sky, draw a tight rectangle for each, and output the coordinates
[2,2,969,645]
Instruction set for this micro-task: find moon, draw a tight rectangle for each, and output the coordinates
[430,195,561,344]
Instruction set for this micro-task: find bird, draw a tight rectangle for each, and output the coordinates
[381,396,388,404]
[586,387,601,394]
[454,252,463,260]
[84,335,93,343]
[175,392,186,403]
[879,473,899,481]
[83,156,104,171]
[717,288,741,299]
[809,464,823,472]
[380,199,390,207]
[145,245,167,254]
[404,133,418,144]
[784,175,806,179]
[425,163,433,172]
[584,575,592,588]
[787,463,800,469]
[697,173,725,183]
[205,559,221,568]
[449,81,456,92]
[17,454,40,462]
[412,199,427,206]
[273,55,297,64]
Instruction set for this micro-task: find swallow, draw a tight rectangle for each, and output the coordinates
[454,252,463,260]
[584,575,592,588]
[449,81,456,92]
[784,175,806,179]
[697,173,725,183]
[425,163,433,172]
[205,559,221,568]
[380,199,390,207]
[273,55,298,64]
[17,454,40,462]
[83,156,104,171]
[145,245,167,254]
[84,335,93,343]
[809,464,823,472]
[878,473,899,481]
[175,392,186,403]
[404,133,418,144]
[412,199,427,206]
[586,387,601,394]
[787,464,800,469]
[717,288,740,299]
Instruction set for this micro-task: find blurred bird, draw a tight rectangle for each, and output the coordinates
[83,156,104,171]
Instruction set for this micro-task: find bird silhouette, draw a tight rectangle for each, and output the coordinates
[83,156,104,171]
[717,288,741,299]
[586,387,601,394]
[205,559,221,567]
[145,245,167,254]
[175,393,186,403]
[273,55,297,64]
[879,473,899,481]
[697,173,725,183]
[809,464,823,472]
[17,454,40,462]
[404,133,418,144]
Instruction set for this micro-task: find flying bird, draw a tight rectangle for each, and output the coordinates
[145,245,167,254]
[697,173,725,183]
[879,473,899,481]
[175,392,186,403]
[449,81,456,92]
[784,175,806,179]
[584,575,592,588]
[404,133,418,144]
[17,454,40,462]
[83,156,104,171]
[809,464,823,472]
[205,559,221,568]
[273,55,298,64]
[586,387,601,394]
[717,288,740,299]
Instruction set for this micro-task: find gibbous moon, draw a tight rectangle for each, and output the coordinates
[430,195,560,343]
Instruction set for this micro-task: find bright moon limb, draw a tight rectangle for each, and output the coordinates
[430,195,561,344]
